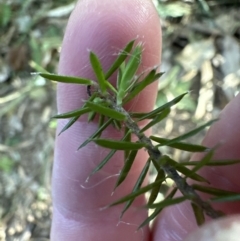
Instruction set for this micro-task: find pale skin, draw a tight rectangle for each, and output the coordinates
[51,0,240,240]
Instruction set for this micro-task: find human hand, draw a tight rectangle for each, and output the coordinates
[51,0,240,240]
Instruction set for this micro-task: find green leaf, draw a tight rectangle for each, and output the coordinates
[192,184,237,196]
[130,112,157,119]
[58,116,78,135]
[191,202,205,226]
[181,159,240,167]
[90,131,134,175]
[88,111,97,122]
[117,44,142,105]
[109,177,164,207]
[167,187,178,199]
[122,44,142,83]
[165,156,209,183]
[97,115,105,136]
[112,119,122,130]
[105,40,135,80]
[153,119,217,146]
[211,194,240,202]
[148,169,165,205]
[39,73,93,85]
[114,150,138,190]
[86,101,127,121]
[90,149,117,175]
[94,139,146,150]
[117,62,125,90]
[147,196,187,209]
[138,92,188,121]
[78,118,113,149]
[138,187,178,229]
[139,205,162,229]
[151,136,209,152]
[53,107,91,119]
[124,72,141,94]
[140,108,170,133]
[120,158,151,217]
[123,69,163,104]
[190,149,214,174]
[55,93,99,135]
[124,127,131,162]
[105,81,118,94]
[89,51,107,94]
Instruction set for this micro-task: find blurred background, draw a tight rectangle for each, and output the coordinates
[0,0,239,240]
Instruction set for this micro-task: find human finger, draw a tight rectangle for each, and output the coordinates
[51,0,162,240]
[153,94,240,241]
[184,214,240,241]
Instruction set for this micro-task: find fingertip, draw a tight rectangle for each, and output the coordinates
[184,215,240,241]
[57,0,162,113]
[152,93,240,241]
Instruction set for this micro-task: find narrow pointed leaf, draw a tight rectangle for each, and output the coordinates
[54,93,97,119]
[124,69,163,104]
[124,75,139,94]
[139,206,162,229]
[117,45,142,105]
[90,149,117,175]
[86,101,127,121]
[138,187,178,229]
[181,159,240,167]
[167,187,178,199]
[105,81,117,94]
[88,111,97,122]
[138,92,188,121]
[90,131,131,175]
[120,45,142,88]
[105,40,135,80]
[191,149,214,174]
[94,139,146,150]
[97,115,105,136]
[192,184,237,196]
[130,112,156,119]
[140,108,170,133]
[211,194,240,202]
[39,73,93,85]
[165,156,209,183]
[148,169,165,205]
[114,150,138,190]
[147,196,187,209]
[151,136,209,152]
[191,202,205,226]
[78,118,113,149]
[117,62,125,90]
[153,119,218,146]
[90,51,107,94]
[112,119,122,130]
[56,92,100,132]
[58,116,78,135]
[124,127,131,162]
[53,107,91,119]
[120,158,151,217]
[109,178,165,207]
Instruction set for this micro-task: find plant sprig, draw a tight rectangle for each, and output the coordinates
[39,40,240,228]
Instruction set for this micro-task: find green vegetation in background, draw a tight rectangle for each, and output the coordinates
[0,156,15,173]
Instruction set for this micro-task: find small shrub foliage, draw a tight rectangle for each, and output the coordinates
[40,41,240,228]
